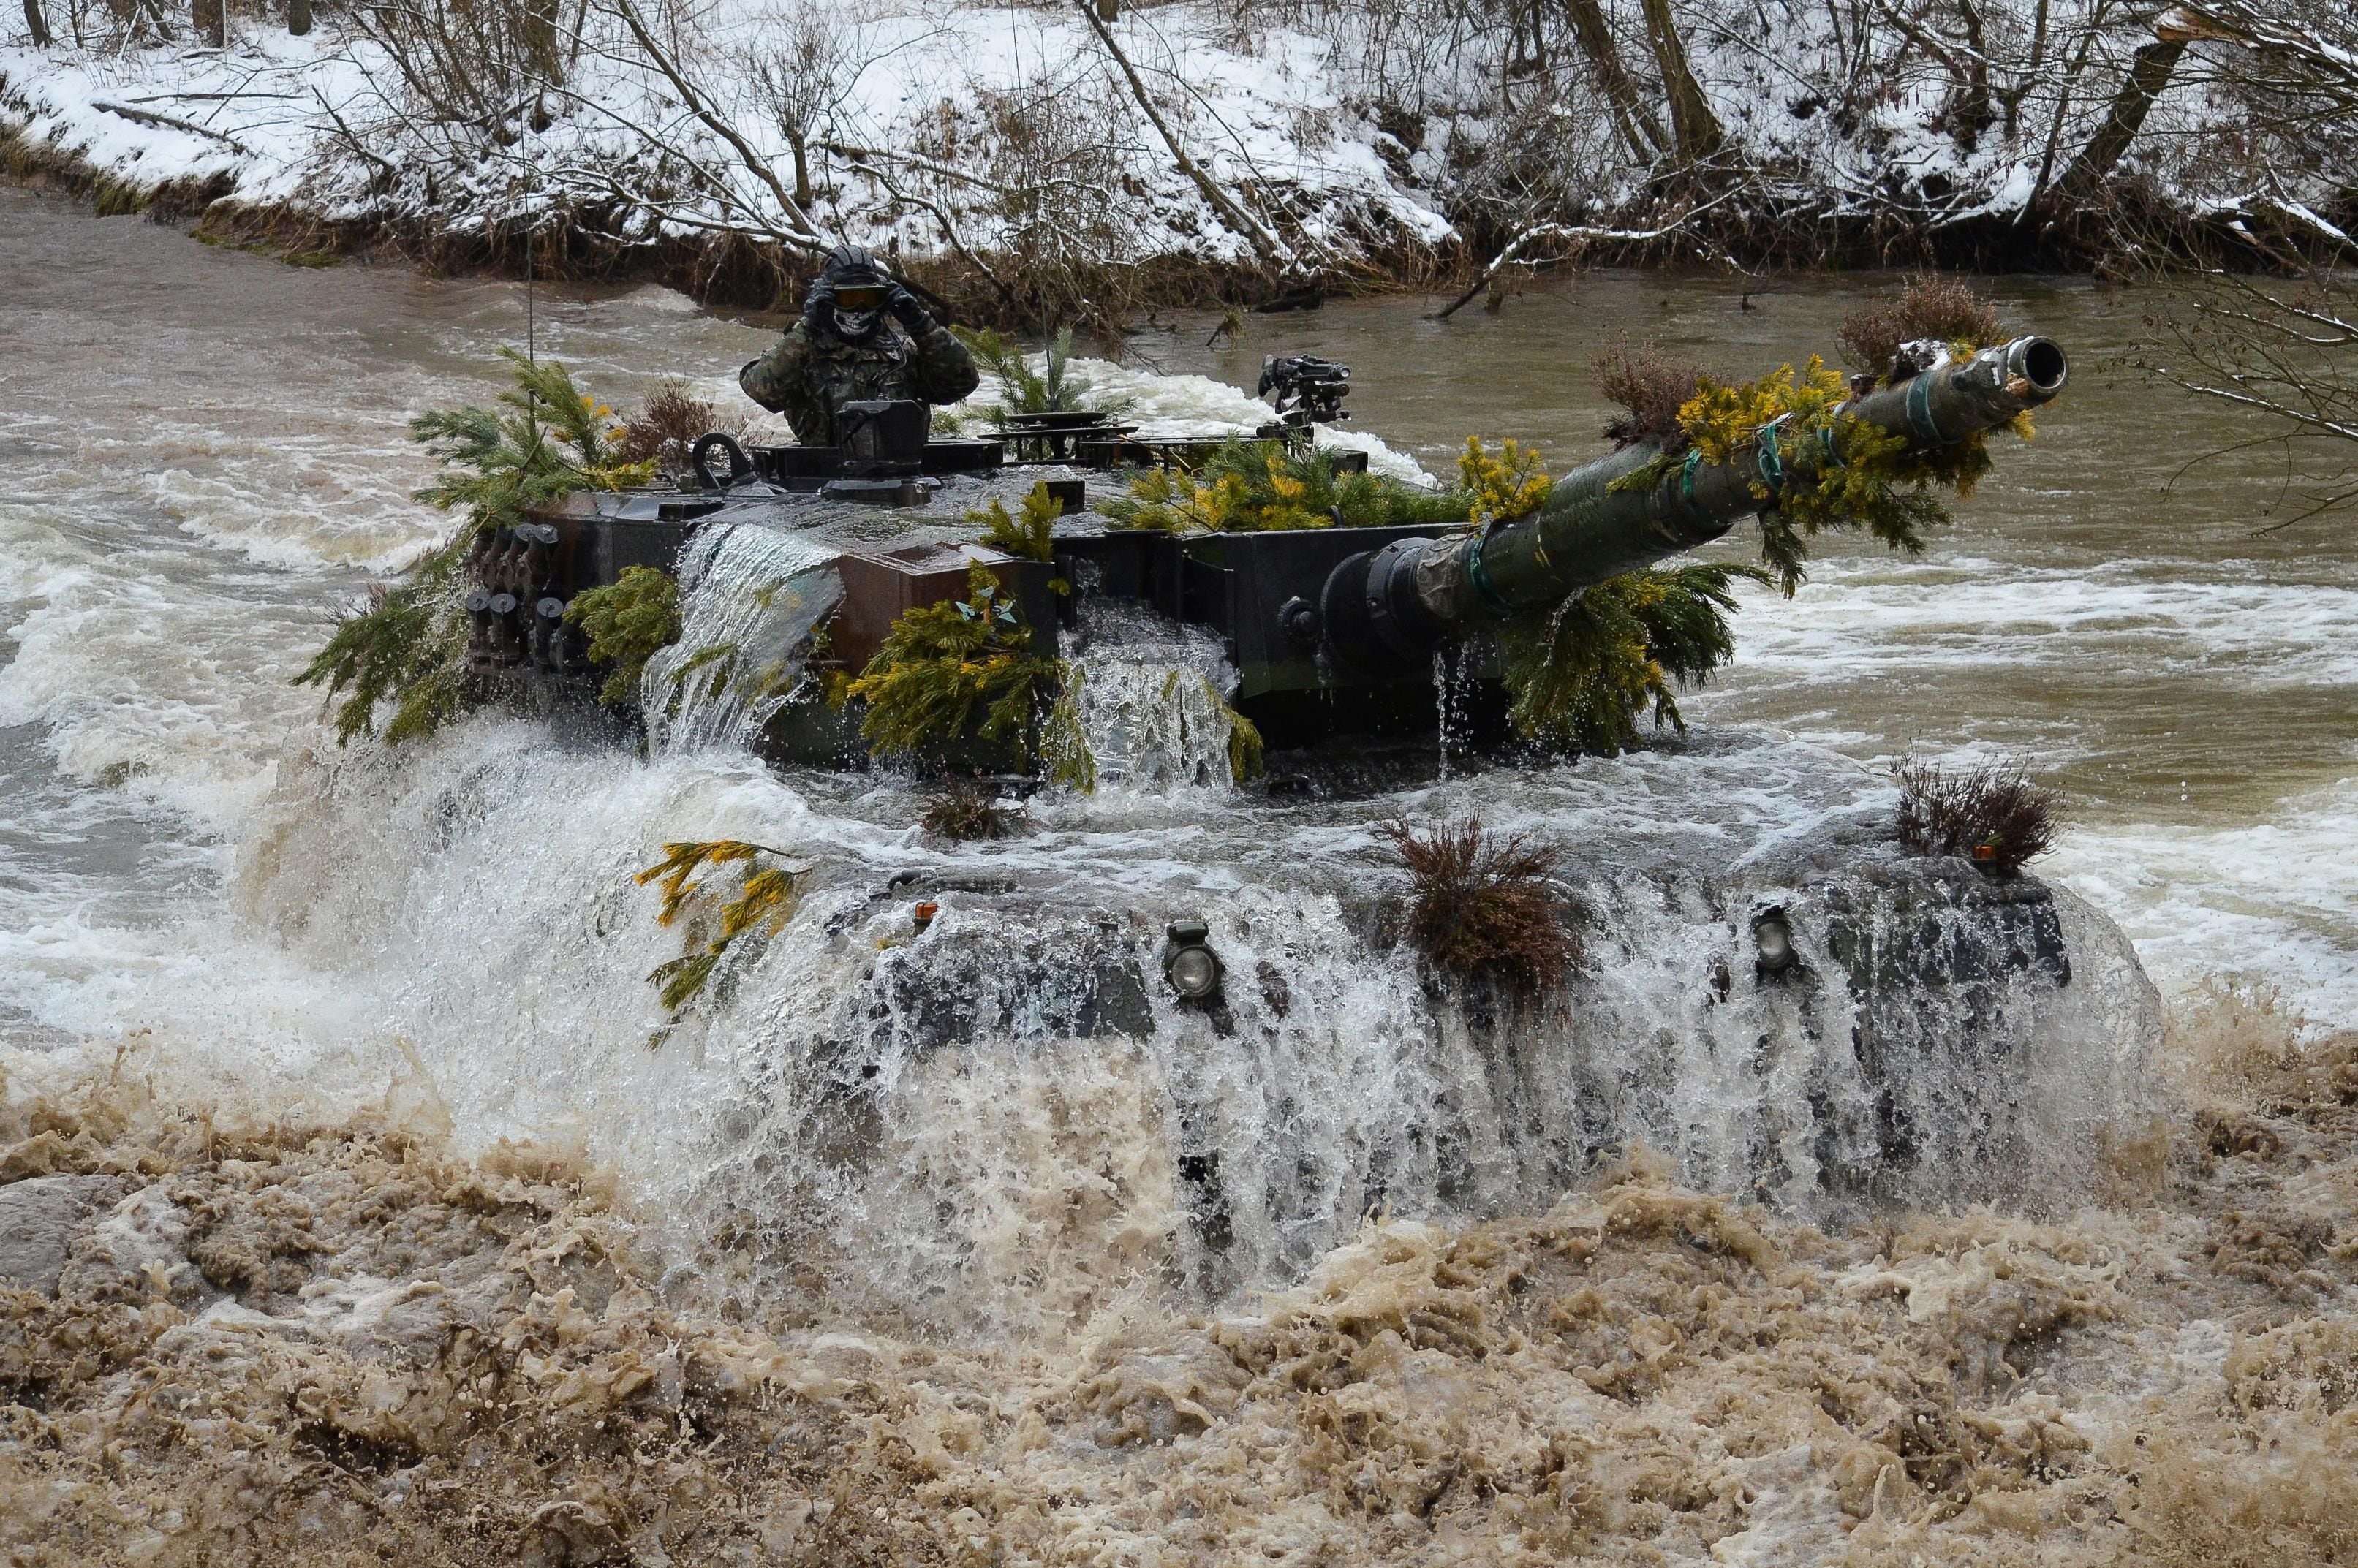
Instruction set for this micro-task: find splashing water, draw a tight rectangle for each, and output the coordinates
[1059,599,1253,792]
[642,524,841,757]
[4,189,2354,1568]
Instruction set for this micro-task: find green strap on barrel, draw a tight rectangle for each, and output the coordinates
[1756,417,1787,496]
[1678,450,1715,526]
[1465,523,1511,615]
[1907,371,1948,445]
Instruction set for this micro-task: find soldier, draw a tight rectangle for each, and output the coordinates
[739,245,980,444]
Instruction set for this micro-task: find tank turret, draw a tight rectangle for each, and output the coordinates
[470,333,2069,769]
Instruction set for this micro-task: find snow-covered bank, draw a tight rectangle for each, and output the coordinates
[1,4,1455,310]
[7,0,2354,314]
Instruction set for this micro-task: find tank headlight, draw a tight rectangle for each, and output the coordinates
[1163,920,1225,1000]
[1753,908,1796,975]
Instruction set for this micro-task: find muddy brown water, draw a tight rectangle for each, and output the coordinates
[2,186,2352,1048]
[5,183,2357,1568]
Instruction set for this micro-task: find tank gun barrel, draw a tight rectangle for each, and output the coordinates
[1325,337,2068,673]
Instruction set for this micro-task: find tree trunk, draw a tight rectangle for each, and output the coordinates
[1560,0,1666,162]
[1637,0,1725,162]
[287,0,309,36]
[2058,36,2186,196]
[1950,0,1996,145]
[22,0,53,45]
[789,135,812,210]
[192,0,224,47]
[524,0,564,83]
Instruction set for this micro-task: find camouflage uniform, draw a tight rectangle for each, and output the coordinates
[739,318,980,445]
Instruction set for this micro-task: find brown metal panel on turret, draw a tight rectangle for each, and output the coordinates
[830,543,1057,671]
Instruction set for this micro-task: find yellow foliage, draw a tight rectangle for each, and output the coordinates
[1611,351,2030,596]
[1458,436,1552,526]
[1674,357,1851,475]
[632,840,801,1013]
[1114,450,1337,534]
[970,481,1065,563]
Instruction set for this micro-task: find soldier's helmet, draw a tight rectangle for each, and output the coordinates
[810,245,894,340]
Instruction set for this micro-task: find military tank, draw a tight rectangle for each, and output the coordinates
[464,336,2068,770]
[437,329,2157,1231]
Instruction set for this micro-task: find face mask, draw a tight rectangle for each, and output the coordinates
[832,307,880,338]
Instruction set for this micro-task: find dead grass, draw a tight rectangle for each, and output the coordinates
[613,379,747,474]
[1892,757,2062,874]
[920,779,1020,842]
[1380,814,1577,995]
[1595,339,1713,451]
[1839,273,2009,380]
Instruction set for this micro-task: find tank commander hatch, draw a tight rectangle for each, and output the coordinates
[739,244,980,444]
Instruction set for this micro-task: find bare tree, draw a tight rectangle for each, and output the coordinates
[1636,0,1723,162]
[22,0,53,45]
[1558,0,1666,162]
[348,0,575,127]
[2057,21,2191,197]
[2146,276,2358,528]
[745,0,864,211]
[1072,0,1293,273]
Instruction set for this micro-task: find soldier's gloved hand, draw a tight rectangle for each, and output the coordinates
[886,285,932,333]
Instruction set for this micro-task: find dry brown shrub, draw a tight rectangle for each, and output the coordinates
[1380,815,1577,995]
[1839,273,2009,379]
[614,379,746,472]
[1892,757,2062,874]
[921,778,1019,841]
[1594,340,1712,450]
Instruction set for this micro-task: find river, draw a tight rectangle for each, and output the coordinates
[6,183,2357,1568]
[4,186,2349,1061]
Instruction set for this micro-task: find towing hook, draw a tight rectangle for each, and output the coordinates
[690,431,757,492]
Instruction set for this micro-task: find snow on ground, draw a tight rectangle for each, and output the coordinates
[1,1,1456,267]
[8,0,2325,273]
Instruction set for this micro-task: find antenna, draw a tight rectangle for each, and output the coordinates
[524,198,537,363]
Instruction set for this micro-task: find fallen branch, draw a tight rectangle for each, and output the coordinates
[89,99,253,154]
[1433,192,1745,319]
[125,91,304,102]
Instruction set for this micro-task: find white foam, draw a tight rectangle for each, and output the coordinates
[1725,561,2358,686]
[2045,773,2358,1026]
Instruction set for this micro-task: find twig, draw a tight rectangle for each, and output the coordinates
[125,91,303,102]
[602,0,825,244]
[1069,0,1291,276]
[1433,189,1746,320]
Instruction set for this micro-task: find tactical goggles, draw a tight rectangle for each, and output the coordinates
[830,283,890,310]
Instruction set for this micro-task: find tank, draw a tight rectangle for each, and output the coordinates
[466,337,2068,768]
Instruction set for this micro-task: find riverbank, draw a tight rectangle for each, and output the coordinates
[6,0,2353,325]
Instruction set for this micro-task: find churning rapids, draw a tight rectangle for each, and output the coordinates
[4,186,2356,1567]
